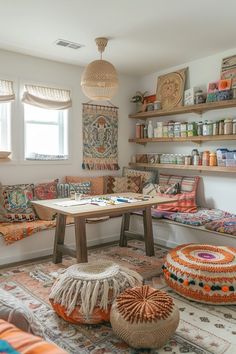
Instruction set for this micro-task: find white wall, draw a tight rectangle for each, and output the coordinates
[137,47,236,214]
[0,49,138,185]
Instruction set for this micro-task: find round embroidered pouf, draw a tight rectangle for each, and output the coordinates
[163,243,236,304]
[110,285,179,349]
[49,260,142,324]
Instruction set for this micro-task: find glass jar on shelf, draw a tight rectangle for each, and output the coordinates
[197,121,203,136]
[224,118,233,135]
[212,121,219,135]
[168,121,174,138]
[181,122,188,137]
[218,120,224,135]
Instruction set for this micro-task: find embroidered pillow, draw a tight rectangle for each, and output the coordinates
[104,176,142,194]
[33,179,59,220]
[2,184,36,222]
[0,183,8,222]
[0,288,43,337]
[143,182,180,196]
[123,167,157,184]
[64,176,104,195]
[34,179,59,200]
[57,182,91,198]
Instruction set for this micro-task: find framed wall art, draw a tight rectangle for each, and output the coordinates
[156,67,188,110]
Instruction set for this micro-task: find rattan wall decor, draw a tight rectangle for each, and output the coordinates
[156,67,188,110]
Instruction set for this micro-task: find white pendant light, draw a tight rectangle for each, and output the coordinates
[81,37,118,101]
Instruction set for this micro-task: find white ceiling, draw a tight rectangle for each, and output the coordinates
[0,0,236,76]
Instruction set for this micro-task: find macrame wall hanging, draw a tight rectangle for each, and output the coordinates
[82,103,119,170]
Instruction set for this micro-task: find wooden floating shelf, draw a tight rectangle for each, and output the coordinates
[129,162,236,173]
[129,134,236,144]
[129,99,236,119]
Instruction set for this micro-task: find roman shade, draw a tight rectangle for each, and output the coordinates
[0,80,15,102]
[22,84,72,110]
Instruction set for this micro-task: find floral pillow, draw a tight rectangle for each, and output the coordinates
[34,179,59,200]
[143,182,180,196]
[104,176,142,194]
[2,184,36,222]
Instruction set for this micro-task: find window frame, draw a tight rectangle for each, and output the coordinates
[20,81,72,165]
[0,101,11,151]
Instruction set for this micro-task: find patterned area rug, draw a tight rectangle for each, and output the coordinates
[0,241,236,354]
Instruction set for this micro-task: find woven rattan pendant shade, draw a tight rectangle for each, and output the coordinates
[81,38,118,101]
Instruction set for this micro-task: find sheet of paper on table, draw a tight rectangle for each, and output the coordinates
[54,199,92,207]
[53,197,140,207]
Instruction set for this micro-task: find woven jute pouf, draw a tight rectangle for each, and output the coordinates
[110,285,179,349]
[163,243,236,304]
[49,260,142,324]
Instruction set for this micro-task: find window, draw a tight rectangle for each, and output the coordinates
[0,79,14,151]
[0,102,11,151]
[24,105,68,160]
[22,84,71,161]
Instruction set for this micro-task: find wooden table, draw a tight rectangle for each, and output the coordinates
[32,193,176,264]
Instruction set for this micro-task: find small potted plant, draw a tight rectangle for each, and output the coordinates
[130,91,148,113]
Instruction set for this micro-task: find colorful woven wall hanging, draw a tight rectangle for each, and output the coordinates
[82,103,119,170]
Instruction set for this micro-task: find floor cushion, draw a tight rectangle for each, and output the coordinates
[205,216,236,236]
[49,260,142,324]
[0,319,66,354]
[0,288,43,337]
[163,243,236,304]
[164,208,233,226]
[110,285,179,349]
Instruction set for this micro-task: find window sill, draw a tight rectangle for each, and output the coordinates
[19,159,73,166]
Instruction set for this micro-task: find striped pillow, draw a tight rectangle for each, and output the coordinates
[156,191,198,213]
[159,174,199,193]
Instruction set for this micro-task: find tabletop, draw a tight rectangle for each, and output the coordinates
[32,193,178,218]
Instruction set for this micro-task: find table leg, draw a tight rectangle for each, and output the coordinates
[143,207,155,256]
[119,213,130,247]
[53,214,67,263]
[74,217,88,263]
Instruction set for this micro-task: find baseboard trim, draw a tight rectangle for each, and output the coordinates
[0,234,120,267]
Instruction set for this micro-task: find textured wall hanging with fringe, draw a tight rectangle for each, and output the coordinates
[82,103,119,170]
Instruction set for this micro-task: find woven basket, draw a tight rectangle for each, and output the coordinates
[49,260,142,324]
[110,285,179,349]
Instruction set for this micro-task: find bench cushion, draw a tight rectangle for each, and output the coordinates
[164,208,233,226]
[205,216,236,236]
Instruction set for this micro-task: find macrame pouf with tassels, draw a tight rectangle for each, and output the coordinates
[49,260,142,324]
[162,244,236,304]
[110,285,179,349]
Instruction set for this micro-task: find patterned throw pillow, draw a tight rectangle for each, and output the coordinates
[2,184,36,222]
[156,192,198,213]
[34,179,59,200]
[33,179,59,221]
[104,176,142,194]
[57,182,91,198]
[64,176,104,195]
[0,183,8,222]
[159,174,199,193]
[123,167,157,184]
[0,288,43,337]
[143,182,180,196]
